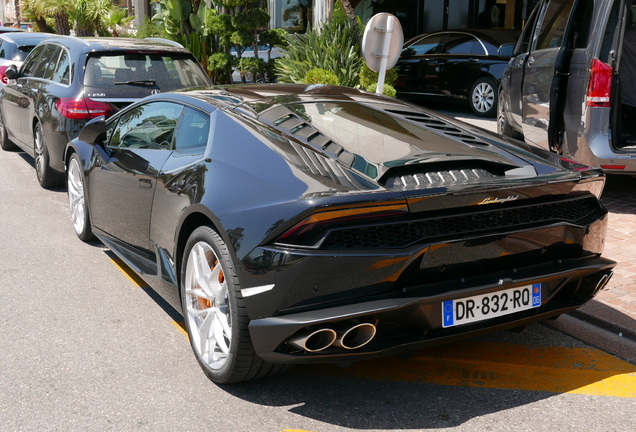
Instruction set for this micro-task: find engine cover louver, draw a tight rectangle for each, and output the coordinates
[383,167,496,189]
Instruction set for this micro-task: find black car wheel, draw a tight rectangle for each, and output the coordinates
[181,226,286,384]
[67,153,95,241]
[469,77,497,118]
[34,122,63,189]
[0,114,16,151]
[497,90,524,140]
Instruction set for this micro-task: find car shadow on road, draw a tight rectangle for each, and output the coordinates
[17,151,67,193]
[218,327,635,430]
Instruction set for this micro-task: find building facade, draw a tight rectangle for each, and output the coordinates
[1,0,536,38]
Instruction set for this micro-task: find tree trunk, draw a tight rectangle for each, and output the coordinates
[34,17,48,32]
[13,0,20,26]
[339,0,360,33]
[55,12,71,36]
[339,0,356,22]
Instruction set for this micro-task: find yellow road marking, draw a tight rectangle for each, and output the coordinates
[110,258,148,288]
[171,321,188,339]
[110,257,636,398]
[298,340,636,398]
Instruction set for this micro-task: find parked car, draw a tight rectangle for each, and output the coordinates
[498,0,636,174]
[394,29,517,117]
[0,32,52,86]
[230,45,281,83]
[0,36,212,188]
[65,84,615,384]
[0,26,25,34]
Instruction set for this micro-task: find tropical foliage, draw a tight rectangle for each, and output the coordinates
[21,0,134,36]
[275,17,363,87]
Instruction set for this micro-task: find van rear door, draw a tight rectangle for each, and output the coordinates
[520,0,583,151]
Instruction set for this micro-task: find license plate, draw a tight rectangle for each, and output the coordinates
[442,283,541,328]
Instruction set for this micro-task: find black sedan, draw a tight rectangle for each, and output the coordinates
[395,29,517,117]
[65,84,615,384]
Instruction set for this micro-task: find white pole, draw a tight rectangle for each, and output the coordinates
[376,15,394,95]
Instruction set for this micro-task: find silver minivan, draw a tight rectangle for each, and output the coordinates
[498,0,636,174]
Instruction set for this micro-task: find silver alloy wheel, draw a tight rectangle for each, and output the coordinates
[34,124,46,181]
[472,81,495,114]
[184,241,232,371]
[497,90,506,134]
[67,156,86,236]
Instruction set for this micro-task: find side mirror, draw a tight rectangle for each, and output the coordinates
[498,43,515,58]
[4,64,18,80]
[78,115,106,144]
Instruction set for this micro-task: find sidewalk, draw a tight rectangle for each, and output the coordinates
[575,175,636,341]
[442,108,636,348]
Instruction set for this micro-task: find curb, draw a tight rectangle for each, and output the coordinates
[568,309,636,343]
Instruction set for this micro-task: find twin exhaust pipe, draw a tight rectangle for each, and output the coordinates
[288,322,377,352]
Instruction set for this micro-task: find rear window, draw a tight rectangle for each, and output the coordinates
[13,45,37,61]
[83,52,211,98]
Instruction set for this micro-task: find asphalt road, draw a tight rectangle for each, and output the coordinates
[1,135,634,431]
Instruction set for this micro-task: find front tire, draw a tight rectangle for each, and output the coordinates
[469,77,497,117]
[67,153,95,241]
[181,226,286,384]
[34,122,64,189]
[496,90,524,140]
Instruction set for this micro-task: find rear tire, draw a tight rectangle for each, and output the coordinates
[67,153,95,241]
[0,114,16,151]
[34,122,64,189]
[181,226,287,384]
[497,90,524,140]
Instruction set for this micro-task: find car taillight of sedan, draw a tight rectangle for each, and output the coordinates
[56,97,116,119]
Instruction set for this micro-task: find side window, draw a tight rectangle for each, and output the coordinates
[0,41,5,59]
[51,48,70,85]
[407,34,447,55]
[515,3,542,55]
[20,44,47,77]
[31,45,61,80]
[536,0,576,50]
[109,102,184,150]
[443,34,485,55]
[173,107,210,151]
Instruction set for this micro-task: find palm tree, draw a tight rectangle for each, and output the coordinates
[102,7,134,37]
[22,0,71,35]
[21,0,49,32]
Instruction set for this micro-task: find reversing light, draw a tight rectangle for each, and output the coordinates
[277,203,409,247]
[586,59,612,107]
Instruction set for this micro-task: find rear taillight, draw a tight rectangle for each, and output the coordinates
[55,98,115,120]
[276,203,409,247]
[0,66,9,84]
[586,58,613,107]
